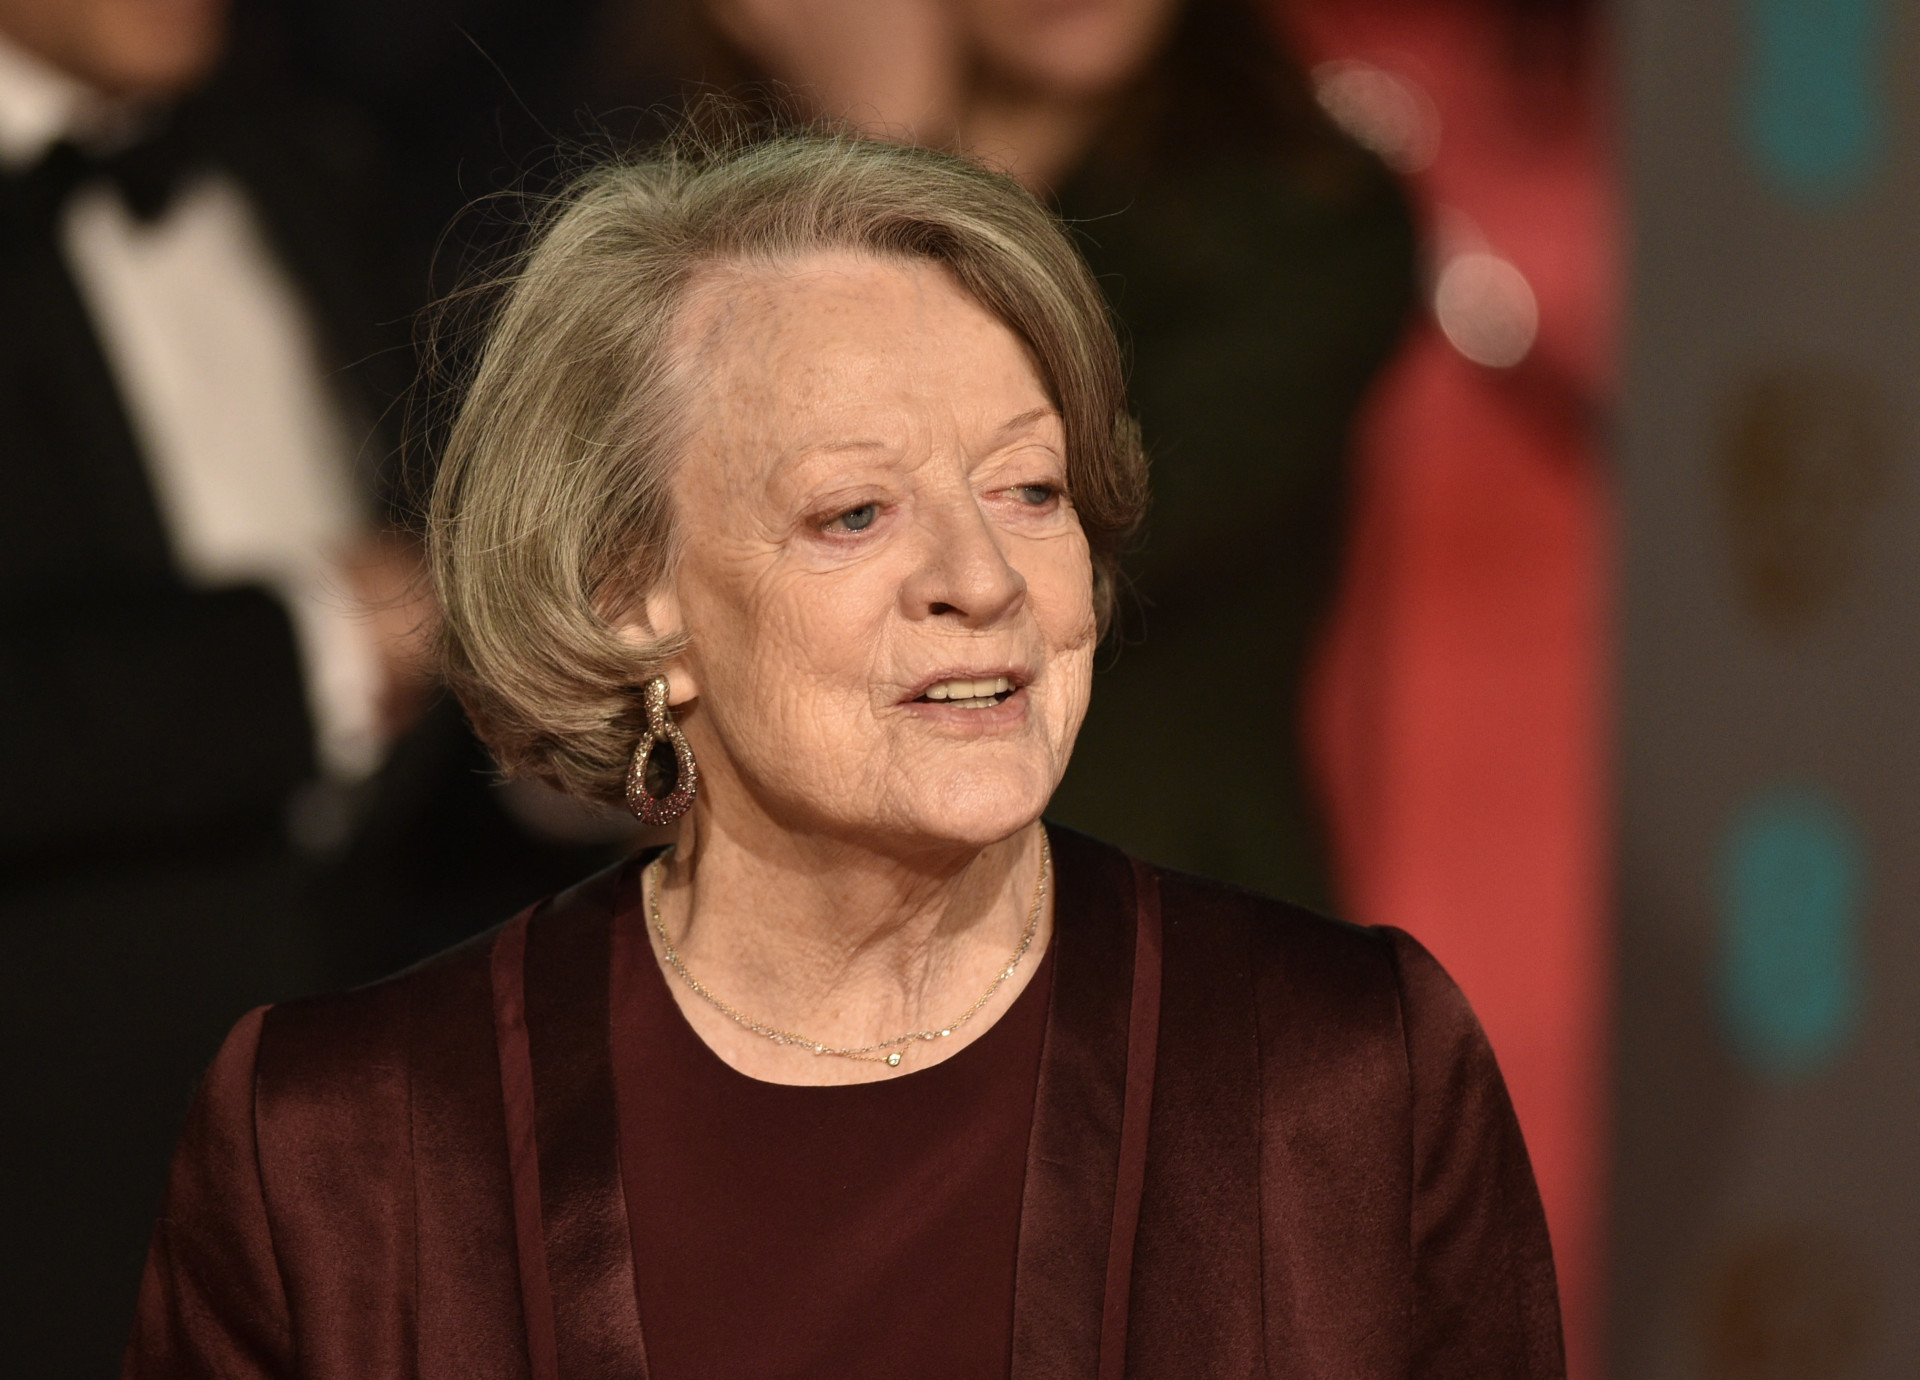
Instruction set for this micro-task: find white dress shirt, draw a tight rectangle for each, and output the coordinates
[0,30,384,780]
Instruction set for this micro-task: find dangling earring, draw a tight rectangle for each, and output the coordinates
[624,675,698,824]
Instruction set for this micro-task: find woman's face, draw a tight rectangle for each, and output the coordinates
[0,0,229,99]
[958,0,1183,101]
[648,252,1097,857]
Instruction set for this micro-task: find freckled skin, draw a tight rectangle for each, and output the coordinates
[630,252,1097,1084]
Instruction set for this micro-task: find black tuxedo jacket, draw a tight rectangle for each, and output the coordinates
[0,78,405,858]
[0,75,598,1375]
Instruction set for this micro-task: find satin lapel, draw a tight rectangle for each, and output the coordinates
[1012,827,1153,1377]
[608,857,660,1369]
[493,908,557,1380]
[501,862,652,1379]
[1099,859,1162,1380]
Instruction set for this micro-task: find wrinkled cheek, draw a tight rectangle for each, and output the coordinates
[706,690,877,820]
[1050,602,1099,753]
[712,571,847,696]
[1051,651,1094,760]
[1047,556,1099,686]
[708,589,887,798]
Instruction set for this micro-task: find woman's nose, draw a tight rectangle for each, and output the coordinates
[901,492,1027,626]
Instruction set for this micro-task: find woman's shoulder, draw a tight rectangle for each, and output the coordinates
[1154,859,1376,951]
[255,918,503,1091]
[135,889,570,1371]
[248,859,631,1109]
[1049,826,1481,1063]
[1135,849,1505,1134]
[1161,861,1476,1032]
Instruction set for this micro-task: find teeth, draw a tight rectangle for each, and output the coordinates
[922,675,1013,703]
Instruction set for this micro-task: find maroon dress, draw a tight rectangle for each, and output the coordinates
[621,915,1052,1377]
[124,828,1565,1378]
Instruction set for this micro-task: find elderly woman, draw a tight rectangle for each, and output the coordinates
[126,128,1561,1378]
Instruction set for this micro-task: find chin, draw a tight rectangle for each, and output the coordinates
[103,45,222,99]
[897,764,1055,854]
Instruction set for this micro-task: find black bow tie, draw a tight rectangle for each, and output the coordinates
[3,119,207,230]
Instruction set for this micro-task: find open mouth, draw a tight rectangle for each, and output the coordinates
[914,675,1018,710]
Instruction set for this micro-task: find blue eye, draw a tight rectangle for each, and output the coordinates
[830,503,879,532]
[1016,485,1056,505]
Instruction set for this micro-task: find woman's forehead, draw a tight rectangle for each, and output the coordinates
[672,252,1056,458]
[676,250,994,365]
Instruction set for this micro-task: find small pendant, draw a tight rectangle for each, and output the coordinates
[885,1053,902,1067]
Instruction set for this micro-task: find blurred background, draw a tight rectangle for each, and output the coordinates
[0,0,1911,1375]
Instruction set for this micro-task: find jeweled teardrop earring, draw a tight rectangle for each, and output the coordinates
[624,676,698,824]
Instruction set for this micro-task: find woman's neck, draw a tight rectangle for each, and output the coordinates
[956,80,1114,195]
[646,814,1052,1085]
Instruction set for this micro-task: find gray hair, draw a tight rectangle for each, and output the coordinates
[428,124,1147,806]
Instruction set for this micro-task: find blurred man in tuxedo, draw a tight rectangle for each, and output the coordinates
[0,0,605,1368]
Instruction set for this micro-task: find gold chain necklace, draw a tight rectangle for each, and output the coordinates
[645,831,1051,1068]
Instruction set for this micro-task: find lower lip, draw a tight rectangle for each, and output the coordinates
[900,686,1031,732]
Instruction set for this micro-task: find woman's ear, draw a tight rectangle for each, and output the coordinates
[617,588,700,703]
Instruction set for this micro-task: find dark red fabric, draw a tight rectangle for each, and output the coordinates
[491,909,556,1380]
[609,865,1052,1380]
[521,871,650,1377]
[1098,859,1161,1380]
[124,827,1563,1379]
[1007,828,1139,1374]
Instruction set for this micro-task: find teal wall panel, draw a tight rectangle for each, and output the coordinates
[1745,0,1890,201]
[1718,786,1865,1074]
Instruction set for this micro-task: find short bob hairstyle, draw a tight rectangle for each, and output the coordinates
[429,123,1148,807]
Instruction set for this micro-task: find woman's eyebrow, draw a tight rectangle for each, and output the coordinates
[801,439,893,457]
[986,405,1062,446]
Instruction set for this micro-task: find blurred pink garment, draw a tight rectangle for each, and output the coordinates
[1275,1,1617,1376]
